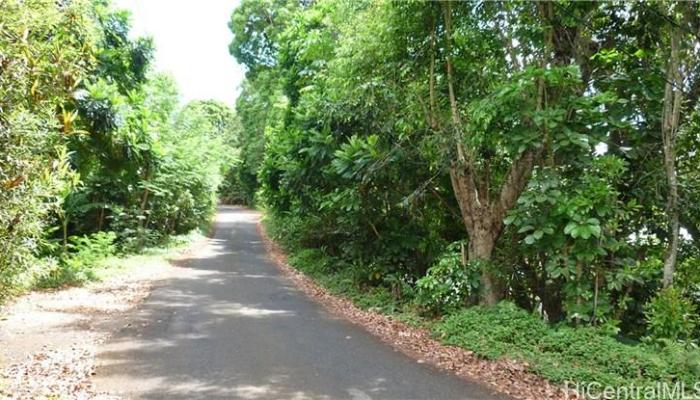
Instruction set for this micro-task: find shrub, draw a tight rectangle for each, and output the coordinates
[644,287,698,343]
[38,231,117,287]
[416,243,478,314]
[288,247,333,277]
[435,302,549,358]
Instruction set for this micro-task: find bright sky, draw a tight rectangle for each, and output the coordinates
[114,0,245,106]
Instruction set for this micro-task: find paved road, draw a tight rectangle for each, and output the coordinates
[94,206,506,400]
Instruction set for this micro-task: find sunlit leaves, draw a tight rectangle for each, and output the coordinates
[0,0,97,298]
[564,218,602,240]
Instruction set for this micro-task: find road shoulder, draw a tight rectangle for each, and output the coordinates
[0,238,206,399]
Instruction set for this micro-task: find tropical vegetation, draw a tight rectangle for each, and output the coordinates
[228,0,700,392]
[0,0,239,299]
[3,0,700,394]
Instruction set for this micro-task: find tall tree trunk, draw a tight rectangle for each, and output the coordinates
[443,2,499,304]
[441,1,546,305]
[450,148,542,305]
[661,25,682,288]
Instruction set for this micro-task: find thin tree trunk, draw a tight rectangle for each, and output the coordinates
[139,188,151,228]
[62,218,68,251]
[661,25,682,288]
[97,205,105,232]
[429,17,438,130]
[140,189,150,213]
[575,260,583,327]
[442,1,465,163]
[592,270,600,325]
[137,169,153,248]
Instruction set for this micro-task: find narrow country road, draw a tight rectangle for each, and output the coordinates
[94,206,506,400]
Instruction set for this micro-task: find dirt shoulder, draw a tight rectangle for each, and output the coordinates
[0,239,206,400]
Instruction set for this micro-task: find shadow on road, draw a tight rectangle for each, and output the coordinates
[94,206,505,400]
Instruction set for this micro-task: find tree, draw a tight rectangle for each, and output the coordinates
[0,0,96,297]
[226,0,700,336]
[657,2,700,287]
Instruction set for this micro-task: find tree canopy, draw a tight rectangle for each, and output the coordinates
[229,0,700,341]
[0,0,240,298]
[2,0,700,391]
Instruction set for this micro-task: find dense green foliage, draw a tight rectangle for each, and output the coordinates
[4,0,700,392]
[231,0,700,389]
[0,0,239,299]
[436,303,700,390]
[1,0,95,296]
[38,231,117,287]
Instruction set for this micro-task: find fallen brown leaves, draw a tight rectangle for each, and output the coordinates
[1,345,99,399]
[257,222,579,400]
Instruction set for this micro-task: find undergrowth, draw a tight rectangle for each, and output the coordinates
[34,229,203,290]
[435,303,700,390]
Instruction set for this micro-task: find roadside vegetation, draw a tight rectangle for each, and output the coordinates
[232,0,700,394]
[0,0,239,301]
[4,0,700,396]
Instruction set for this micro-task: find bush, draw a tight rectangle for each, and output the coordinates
[38,231,117,287]
[281,234,408,313]
[644,287,698,343]
[416,243,478,314]
[288,247,333,277]
[435,302,549,358]
[435,302,700,389]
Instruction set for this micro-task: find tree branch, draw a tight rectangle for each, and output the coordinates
[495,147,543,223]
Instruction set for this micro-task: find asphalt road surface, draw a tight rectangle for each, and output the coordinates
[94,206,507,400]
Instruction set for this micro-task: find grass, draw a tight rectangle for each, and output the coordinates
[91,230,204,282]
